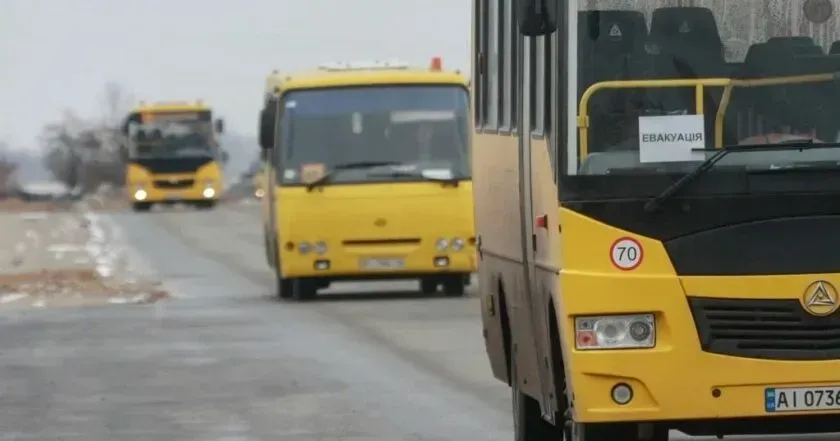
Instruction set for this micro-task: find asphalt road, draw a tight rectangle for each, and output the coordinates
[0,204,836,440]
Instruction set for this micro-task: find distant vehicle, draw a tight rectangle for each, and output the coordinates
[15,180,76,202]
[259,58,476,300]
[119,100,226,212]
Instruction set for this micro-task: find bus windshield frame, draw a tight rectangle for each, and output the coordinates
[558,0,840,202]
[274,84,471,186]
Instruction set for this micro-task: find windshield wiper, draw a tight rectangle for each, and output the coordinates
[304,161,405,191]
[643,140,840,213]
[367,170,461,187]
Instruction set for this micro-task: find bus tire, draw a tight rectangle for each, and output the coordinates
[511,353,563,440]
[291,278,317,301]
[195,200,215,210]
[132,202,152,212]
[443,275,466,297]
[420,278,439,295]
[276,276,293,299]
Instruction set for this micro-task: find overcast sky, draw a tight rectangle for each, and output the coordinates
[1,0,470,150]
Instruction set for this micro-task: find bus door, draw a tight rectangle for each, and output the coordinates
[517,23,558,419]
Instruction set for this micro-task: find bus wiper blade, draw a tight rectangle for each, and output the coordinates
[643,140,840,213]
[367,171,461,187]
[305,161,404,191]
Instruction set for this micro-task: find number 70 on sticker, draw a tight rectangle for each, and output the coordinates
[610,237,643,270]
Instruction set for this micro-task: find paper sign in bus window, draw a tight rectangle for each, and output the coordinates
[300,163,325,183]
[638,114,706,163]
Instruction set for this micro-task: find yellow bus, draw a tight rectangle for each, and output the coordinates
[121,101,226,211]
[474,0,840,439]
[259,59,475,300]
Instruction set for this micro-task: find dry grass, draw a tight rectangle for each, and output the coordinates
[0,198,74,213]
[0,269,169,309]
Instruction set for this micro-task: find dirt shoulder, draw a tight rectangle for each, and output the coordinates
[0,208,167,311]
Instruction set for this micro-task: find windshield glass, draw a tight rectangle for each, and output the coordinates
[129,120,216,158]
[567,0,840,196]
[277,85,470,184]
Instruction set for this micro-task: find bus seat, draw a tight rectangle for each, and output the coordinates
[731,45,815,140]
[578,10,651,152]
[578,10,648,92]
[768,36,817,47]
[830,41,840,54]
[650,7,725,147]
[650,7,726,79]
[794,54,840,139]
[579,151,640,175]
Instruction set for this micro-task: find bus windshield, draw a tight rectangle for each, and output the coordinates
[130,122,215,159]
[277,85,470,185]
[569,0,840,192]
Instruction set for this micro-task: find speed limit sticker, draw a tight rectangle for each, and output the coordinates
[610,237,643,270]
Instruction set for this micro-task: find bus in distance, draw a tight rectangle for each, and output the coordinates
[473,0,840,439]
[259,58,476,300]
[121,101,226,211]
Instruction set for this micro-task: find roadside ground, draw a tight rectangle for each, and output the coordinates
[0,200,166,310]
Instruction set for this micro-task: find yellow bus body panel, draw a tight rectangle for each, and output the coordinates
[559,208,840,422]
[125,161,223,202]
[275,182,476,278]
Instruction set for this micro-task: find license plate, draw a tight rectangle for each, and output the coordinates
[164,193,182,200]
[360,257,405,270]
[765,387,840,412]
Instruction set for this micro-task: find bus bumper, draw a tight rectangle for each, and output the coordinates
[563,273,840,433]
[280,248,476,280]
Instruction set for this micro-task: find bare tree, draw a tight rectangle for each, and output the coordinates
[39,83,134,192]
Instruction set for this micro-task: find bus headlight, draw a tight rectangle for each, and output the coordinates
[133,189,147,201]
[298,241,312,254]
[202,188,216,198]
[435,238,449,251]
[574,314,655,350]
[313,241,328,254]
[451,237,465,251]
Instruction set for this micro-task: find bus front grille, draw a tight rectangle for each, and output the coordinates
[688,297,840,360]
[154,179,194,189]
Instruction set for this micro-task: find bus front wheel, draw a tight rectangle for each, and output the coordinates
[276,276,317,301]
[195,200,216,210]
[132,202,152,212]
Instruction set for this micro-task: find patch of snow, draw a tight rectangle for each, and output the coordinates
[19,212,48,221]
[0,293,27,304]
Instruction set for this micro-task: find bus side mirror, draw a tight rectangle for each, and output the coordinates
[221,150,229,163]
[215,118,225,133]
[259,109,274,149]
[516,0,559,37]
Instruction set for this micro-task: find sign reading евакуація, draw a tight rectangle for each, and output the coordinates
[638,114,706,163]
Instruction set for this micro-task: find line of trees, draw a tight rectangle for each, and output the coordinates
[39,82,133,193]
